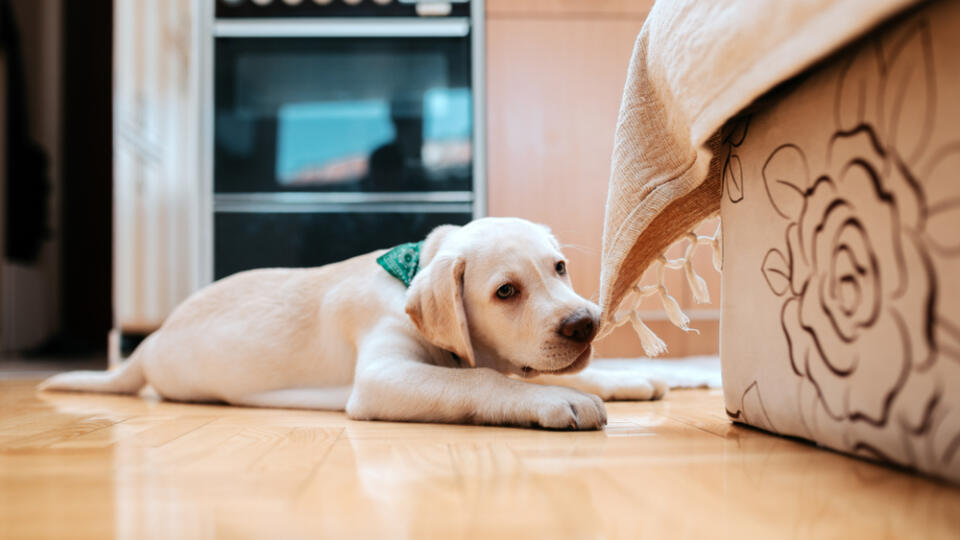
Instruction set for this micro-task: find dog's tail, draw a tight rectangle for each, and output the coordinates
[39,349,147,395]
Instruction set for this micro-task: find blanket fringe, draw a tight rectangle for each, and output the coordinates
[599,221,722,356]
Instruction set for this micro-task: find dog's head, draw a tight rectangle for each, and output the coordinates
[405,217,600,377]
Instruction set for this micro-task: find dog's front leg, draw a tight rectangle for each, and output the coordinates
[346,337,607,430]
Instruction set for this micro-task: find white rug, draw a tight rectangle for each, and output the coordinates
[591,356,722,389]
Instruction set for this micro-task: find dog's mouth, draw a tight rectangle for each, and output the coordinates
[520,344,593,378]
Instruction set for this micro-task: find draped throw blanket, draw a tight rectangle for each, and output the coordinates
[598,0,920,346]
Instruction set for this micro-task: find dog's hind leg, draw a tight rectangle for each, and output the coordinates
[231,386,353,411]
[524,368,668,401]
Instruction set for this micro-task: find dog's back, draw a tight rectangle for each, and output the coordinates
[42,249,408,404]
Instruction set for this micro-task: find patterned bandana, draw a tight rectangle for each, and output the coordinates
[376,241,423,287]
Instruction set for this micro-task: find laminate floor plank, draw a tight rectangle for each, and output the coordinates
[0,381,956,539]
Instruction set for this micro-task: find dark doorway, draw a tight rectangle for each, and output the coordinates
[58,0,112,353]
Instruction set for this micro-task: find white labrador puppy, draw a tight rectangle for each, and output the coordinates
[41,217,666,430]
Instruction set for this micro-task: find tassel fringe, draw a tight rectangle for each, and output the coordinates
[602,221,722,356]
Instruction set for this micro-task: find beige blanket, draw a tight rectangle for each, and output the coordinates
[599,0,920,332]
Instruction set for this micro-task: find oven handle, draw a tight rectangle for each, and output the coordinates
[213,17,470,38]
[213,192,474,214]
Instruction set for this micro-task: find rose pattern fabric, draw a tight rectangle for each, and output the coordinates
[765,128,933,426]
[728,13,960,478]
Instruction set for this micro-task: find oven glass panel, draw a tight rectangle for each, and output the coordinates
[214,211,472,279]
[215,37,472,193]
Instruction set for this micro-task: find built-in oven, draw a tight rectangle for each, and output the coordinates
[207,0,485,279]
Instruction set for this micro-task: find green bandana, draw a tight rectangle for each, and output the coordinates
[376,241,423,287]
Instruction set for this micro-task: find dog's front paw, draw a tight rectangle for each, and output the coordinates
[530,386,607,430]
[606,376,669,401]
[584,371,669,401]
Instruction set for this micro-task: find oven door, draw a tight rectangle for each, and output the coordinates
[214,21,473,194]
[211,19,477,278]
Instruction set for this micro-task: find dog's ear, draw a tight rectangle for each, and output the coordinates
[419,224,460,267]
[405,254,475,367]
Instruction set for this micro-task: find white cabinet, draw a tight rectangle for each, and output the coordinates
[112,0,208,340]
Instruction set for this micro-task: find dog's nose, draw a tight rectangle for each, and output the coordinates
[558,312,597,343]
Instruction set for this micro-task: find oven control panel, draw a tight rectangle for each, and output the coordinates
[216,0,470,18]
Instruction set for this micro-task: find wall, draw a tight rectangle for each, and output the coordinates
[485,0,721,358]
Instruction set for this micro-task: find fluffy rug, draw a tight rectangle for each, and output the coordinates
[591,356,721,389]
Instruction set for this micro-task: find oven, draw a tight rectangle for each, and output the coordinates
[206,0,485,280]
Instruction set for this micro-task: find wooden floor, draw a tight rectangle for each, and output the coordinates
[1,379,958,539]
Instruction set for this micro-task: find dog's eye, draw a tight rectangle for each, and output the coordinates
[496,284,517,299]
[555,261,567,275]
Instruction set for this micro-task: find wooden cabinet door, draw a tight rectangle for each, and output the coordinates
[113,0,202,332]
[486,1,721,357]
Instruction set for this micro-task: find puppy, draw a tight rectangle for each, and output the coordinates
[41,218,666,430]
